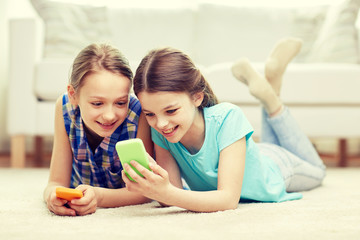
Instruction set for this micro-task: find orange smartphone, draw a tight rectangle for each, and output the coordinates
[56,187,83,201]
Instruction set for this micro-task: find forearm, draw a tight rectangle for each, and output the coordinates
[94,187,152,208]
[159,186,239,212]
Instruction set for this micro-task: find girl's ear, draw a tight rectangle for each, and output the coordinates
[67,85,78,106]
[192,92,204,107]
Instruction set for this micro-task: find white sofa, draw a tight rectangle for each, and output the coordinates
[7,0,360,167]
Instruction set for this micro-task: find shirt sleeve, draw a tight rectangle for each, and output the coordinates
[217,106,254,152]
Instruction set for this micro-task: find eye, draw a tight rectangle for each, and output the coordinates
[166,109,177,114]
[91,102,102,106]
[116,101,128,106]
[144,112,155,117]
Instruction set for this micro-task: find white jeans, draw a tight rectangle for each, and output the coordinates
[258,107,326,192]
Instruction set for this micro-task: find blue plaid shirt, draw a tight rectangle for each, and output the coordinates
[62,92,141,188]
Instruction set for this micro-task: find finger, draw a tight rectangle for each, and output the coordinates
[75,184,87,192]
[68,196,97,216]
[52,194,70,208]
[68,203,93,216]
[49,203,76,216]
[122,170,133,185]
[124,162,147,184]
[49,190,76,216]
[51,190,69,205]
[71,185,92,205]
[71,197,89,206]
[54,197,68,206]
[149,162,168,179]
[122,169,140,190]
[128,161,155,181]
[146,153,156,165]
[77,207,96,216]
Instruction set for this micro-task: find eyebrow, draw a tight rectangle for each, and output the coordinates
[142,103,178,112]
[89,95,129,100]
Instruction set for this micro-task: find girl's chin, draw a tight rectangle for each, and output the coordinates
[96,121,120,133]
[164,131,183,143]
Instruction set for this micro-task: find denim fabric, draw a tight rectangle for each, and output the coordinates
[259,107,326,192]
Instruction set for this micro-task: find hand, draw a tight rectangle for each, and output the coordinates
[46,188,77,216]
[67,185,98,216]
[122,160,172,203]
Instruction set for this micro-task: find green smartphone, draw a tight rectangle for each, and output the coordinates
[115,138,150,182]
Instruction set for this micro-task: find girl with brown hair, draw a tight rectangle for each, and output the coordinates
[123,39,326,212]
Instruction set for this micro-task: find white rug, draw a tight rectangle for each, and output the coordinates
[0,168,359,240]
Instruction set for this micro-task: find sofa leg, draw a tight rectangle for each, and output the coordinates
[338,138,347,167]
[34,136,43,166]
[11,135,26,168]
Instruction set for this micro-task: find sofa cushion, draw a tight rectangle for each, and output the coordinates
[289,6,327,62]
[33,58,146,102]
[30,0,111,58]
[107,7,196,63]
[34,59,72,101]
[195,3,295,66]
[306,0,360,63]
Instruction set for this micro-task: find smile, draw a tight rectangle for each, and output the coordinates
[162,126,178,135]
[97,121,116,129]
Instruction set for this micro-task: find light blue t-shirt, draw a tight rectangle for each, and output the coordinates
[151,102,302,202]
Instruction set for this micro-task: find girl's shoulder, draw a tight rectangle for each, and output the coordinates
[126,95,142,124]
[61,92,80,134]
[129,95,141,112]
[205,103,254,150]
[61,92,78,118]
[204,102,252,134]
[204,102,245,120]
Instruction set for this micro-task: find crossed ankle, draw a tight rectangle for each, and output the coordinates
[269,104,284,118]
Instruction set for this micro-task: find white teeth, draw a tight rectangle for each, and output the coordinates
[163,127,174,134]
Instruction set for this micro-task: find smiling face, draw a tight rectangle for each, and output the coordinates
[68,70,131,138]
[138,91,204,145]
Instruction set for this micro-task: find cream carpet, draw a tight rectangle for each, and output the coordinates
[0,168,359,240]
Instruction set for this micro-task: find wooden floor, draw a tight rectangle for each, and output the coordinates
[0,151,359,168]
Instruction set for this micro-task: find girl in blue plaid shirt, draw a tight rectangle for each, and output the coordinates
[44,44,153,216]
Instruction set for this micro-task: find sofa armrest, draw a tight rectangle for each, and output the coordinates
[7,18,40,135]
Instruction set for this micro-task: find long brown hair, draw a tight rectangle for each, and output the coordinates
[133,47,218,109]
[70,43,133,92]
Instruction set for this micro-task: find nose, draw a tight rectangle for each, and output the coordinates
[103,106,116,122]
[156,116,169,129]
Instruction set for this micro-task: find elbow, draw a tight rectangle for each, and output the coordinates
[205,202,238,213]
[140,196,153,204]
[158,201,171,208]
[221,201,239,211]
[217,193,240,211]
